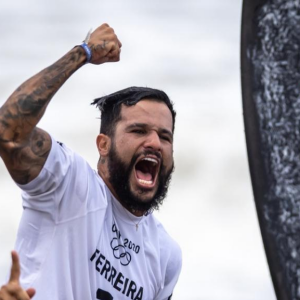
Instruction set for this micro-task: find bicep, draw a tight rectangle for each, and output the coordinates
[0,127,51,184]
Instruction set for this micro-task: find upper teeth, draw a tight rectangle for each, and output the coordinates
[142,157,158,164]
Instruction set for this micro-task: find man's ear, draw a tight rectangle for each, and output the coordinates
[96,134,111,157]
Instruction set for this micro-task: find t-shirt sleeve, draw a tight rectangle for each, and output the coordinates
[17,136,107,221]
[155,239,182,300]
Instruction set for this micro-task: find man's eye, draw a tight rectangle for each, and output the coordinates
[161,135,172,142]
[132,129,145,134]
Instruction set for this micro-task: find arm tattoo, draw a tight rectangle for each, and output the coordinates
[101,40,108,50]
[0,47,85,184]
[4,128,51,184]
[92,40,108,52]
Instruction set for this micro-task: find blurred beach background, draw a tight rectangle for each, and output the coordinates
[0,1,276,299]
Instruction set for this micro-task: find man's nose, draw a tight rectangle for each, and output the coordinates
[144,131,161,151]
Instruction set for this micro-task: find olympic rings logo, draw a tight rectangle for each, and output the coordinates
[110,238,132,266]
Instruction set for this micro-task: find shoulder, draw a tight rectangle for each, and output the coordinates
[151,216,182,263]
[49,137,93,176]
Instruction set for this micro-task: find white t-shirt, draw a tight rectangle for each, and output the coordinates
[15,137,182,300]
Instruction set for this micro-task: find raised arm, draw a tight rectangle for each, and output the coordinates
[0,23,121,184]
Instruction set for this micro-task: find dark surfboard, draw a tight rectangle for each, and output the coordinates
[241,1,300,299]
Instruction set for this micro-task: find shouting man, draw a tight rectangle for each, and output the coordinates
[0,24,182,300]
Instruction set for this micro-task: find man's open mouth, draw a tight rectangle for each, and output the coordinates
[134,156,160,188]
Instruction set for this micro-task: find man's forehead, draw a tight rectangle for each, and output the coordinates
[119,100,173,129]
[121,99,170,115]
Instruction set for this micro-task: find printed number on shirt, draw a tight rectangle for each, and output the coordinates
[124,238,140,254]
[97,288,113,300]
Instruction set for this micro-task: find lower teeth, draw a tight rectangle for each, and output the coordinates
[138,179,152,185]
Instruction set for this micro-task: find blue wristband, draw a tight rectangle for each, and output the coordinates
[79,42,92,63]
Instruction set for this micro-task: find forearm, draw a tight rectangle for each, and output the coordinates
[0,23,121,184]
[0,46,85,146]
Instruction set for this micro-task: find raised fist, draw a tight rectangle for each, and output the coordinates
[87,23,122,64]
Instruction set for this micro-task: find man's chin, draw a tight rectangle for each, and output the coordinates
[131,186,157,204]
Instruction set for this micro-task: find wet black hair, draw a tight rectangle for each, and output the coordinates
[91,86,176,137]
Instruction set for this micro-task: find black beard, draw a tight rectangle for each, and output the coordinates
[107,142,174,214]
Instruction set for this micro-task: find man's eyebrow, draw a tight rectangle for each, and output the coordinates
[126,123,148,129]
[127,123,173,137]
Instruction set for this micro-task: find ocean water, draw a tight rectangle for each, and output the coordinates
[0,1,276,299]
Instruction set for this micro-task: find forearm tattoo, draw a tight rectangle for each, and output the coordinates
[0,47,85,184]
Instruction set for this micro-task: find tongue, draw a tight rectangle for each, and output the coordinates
[136,170,152,181]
